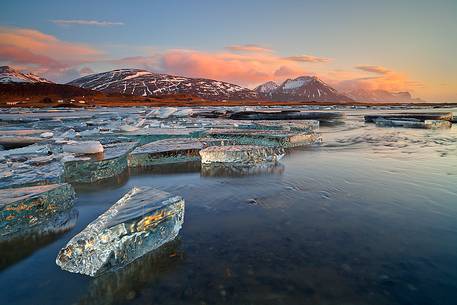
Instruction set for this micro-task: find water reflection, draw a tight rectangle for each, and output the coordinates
[0,208,78,270]
[0,109,456,305]
[76,239,184,305]
[201,163,285,177]
[72,169,130,193]
[129,161,201,176]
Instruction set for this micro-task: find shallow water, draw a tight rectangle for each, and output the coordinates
[1,109,457,305]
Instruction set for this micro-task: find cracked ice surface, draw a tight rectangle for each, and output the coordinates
[0,183,75,240]
[200,145,285,165]
[0,145,65,189]
[128,137,224,167]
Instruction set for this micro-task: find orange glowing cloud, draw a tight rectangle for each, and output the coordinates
[111,49,315,86]
[329,65,423,92]
[2,26,422,94]
[0,26,103,81]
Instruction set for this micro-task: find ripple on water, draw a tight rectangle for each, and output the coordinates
[1,109,457,305]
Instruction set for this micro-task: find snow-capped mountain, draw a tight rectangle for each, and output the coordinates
[345,89,421,102]
[68,69,258,101]
[258,76,353,102]
[0,66,52,84]
[254,81,279,98]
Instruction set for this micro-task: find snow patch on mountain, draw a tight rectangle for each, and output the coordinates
[68,69,258,101]
[283,77,313,90]
[0,66,52,84]
[268,76,352,102]
[255,81,279,93]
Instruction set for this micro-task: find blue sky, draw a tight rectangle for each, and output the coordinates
[1,0,456,101]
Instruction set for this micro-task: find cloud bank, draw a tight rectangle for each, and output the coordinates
[0,26,422,94]
[0,26,103,82]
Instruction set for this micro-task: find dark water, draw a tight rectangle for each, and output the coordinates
[1,112,457,305]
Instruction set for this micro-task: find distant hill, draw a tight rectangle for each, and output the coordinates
[0,66,52,84]
[68,69,258,101]
[345,89,424,103]
[0,66,430,105]
[255,76,353,102]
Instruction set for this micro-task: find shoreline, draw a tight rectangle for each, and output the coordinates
[1,99,457,108]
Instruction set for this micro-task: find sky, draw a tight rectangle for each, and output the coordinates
[1,0,456,101]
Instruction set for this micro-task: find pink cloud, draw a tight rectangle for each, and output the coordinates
[0,45,64,68]
[328,66,422,92]
[3,26,420,93]
[0,26,103,81]
[109,49,308,87]
[160,49,309,86]
[108,55,160,71]
[274,65,308,77]
[79,66,95,75]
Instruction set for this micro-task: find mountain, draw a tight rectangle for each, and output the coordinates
[254,81,279,98]
[345,89,422,103]
[68,69,258,101]
[256,76,353,102]
[0,66,52,84]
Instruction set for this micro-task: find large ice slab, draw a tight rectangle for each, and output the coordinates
[56,187,185,277]
[374,118,452,129]
[200,145,284,166]
[0,208,78,269]
[0,183,75,240]
[63,142,137,183]
[0,160,63,189]
[364,112,453,123]
[0,129,51,136]
[207,129,321,148]
[251,120,319,132]
[82,128,204,145]
[0,148,64,189]
[229,110,344,122]
[0,136,45,149]
[128,138,224,167]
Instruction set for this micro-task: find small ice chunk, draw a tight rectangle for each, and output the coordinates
[63,141,104,154]
[40,132,54,138]
[61,129,77,139]
[119,125,139,132]
[154,107,178,119]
